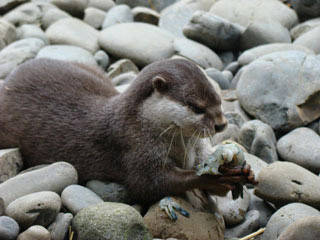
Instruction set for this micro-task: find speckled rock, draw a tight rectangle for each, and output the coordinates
[225,210,260,238]
[132,6,159,25]
[215,186,250,227]
[94,50,109,69]
[255,161,320,208]
[159,0,215,37]
[48,213,73,240]
[0,19,16,50]
[239,120,278,164]
[210,0,298,29]
[99,22,175,67]
[294,25,320,54]
[73,202,152,240]
[0,38,46,79]
[290,18,320,40]
[0,216,19,240]
[51,0,88,17]
[41,7,71,30]
[36,45,97,66]
[277,216,320,240]
[0,148,23,183]
[107,58,139,79]
[144,197,224,240]
[88,0,114,11]
[238,43,314,66]
[5,191,61,229]
[0,162,78,208]
[237,51,320,134]
[173,38,223,70]
[184,10,244,51]
[46,18,99,53]
[277,127,320,173]
[262,203,320,240]
[102,4,133,29]
[17,225,51,240]
[84,7,106,29]
[61,184,103,215]
[86,180,131,203]
[16,24,48,44]
[240,21,291,50]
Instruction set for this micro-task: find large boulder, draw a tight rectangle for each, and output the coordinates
[237,51,320,134]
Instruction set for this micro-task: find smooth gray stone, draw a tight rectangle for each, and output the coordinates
[17,225,50,240]
[132,6,160,25]
[46,18,99,53]
[255,162,320,209]
[99,22,175,67]
[294,25,320,54]
[0,0,28,14]
[115,0,180,12]
[0,38,46,79]
[308,118,320,135]
[94,50,109,69]
[51,0,88,17]
[240,21,291,51]
[277,216,320,240]
[0,216,19,240]
[221,98,250,128]
[115,83,130,93]
[173,38,223,70]
[237,51,320,134]
[215,186,250,227]
[239,120,278,164]
[107,58,139,79]
[61,185,103,214]
[224,61,240,75]
[262,203,320,240]
[248,189,275,227]
[210,0,298,29]
[219,51,236,68]
[5,191,61,229]
[3,2,44,26]
[86,180,131,203]
[159,0,215,37]
[238,43,314,66]
[290,0,320,19]
[48,213,73,240]
[290,17,320,40]
[277,127,320,173]
[88,0,114,11]
[112,71,137,86]
[84,7,106,29]
[102,4,133,29]
[0,19,16,51]
[41,7,71,30]
[72,202,152,240]
[244,153,268,180]
[183,10,243,51]
[0,148,23,183]
[0,162,78,208]
[206,68,230,89]
[222,70,233,82]
[16,24,48,44]
[211,123,240,145]
[36,45,97,66]
[225,210,260,238]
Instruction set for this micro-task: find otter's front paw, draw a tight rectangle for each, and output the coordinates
[159,197,189,221]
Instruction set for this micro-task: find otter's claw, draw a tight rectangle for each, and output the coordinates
[159,197,189,221]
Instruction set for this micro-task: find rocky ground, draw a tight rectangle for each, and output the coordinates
[1,0,320,239]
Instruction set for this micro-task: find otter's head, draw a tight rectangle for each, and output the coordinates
[134,59,227,138]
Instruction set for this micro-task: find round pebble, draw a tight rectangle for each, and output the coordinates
[0,216,19,240]
[17,225,50,240]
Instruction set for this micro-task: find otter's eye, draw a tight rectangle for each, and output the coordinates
[189,103,206,114]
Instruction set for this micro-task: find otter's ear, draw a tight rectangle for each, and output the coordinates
[152,76,168,92]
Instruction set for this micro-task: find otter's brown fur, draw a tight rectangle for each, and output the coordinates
[0,58,230,205]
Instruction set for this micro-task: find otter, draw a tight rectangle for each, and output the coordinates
[0,58,250,207]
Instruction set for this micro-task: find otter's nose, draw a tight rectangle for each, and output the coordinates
[215,122,227,133]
